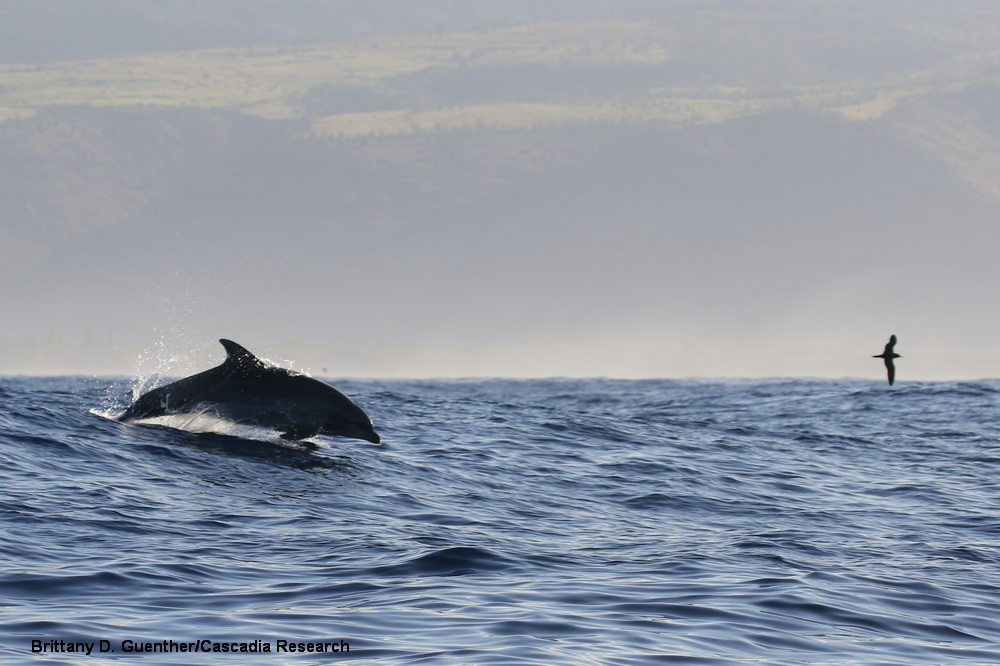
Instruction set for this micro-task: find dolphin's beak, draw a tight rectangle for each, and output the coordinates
[346,422,381,444]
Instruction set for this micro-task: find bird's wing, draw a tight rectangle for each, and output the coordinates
[885,358,896,386]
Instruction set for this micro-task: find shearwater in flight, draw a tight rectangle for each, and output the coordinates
[872,334,901,386]
[119,339,380,442]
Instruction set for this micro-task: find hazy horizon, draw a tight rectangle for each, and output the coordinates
[4,1,1000,380]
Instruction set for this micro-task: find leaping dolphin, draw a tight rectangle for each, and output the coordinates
[872,334,901,386]
[119,339,380,443]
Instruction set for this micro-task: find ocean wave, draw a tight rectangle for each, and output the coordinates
[3,377,1000,663]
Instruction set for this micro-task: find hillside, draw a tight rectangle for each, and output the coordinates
[4,1,1000,375]
[5,4,1000,277]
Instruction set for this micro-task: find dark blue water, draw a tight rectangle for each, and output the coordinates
[3,376,1000,664]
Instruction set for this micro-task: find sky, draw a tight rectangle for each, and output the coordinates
[3,1,1000,379]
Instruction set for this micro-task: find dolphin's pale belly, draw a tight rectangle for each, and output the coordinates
[206,399,319,431]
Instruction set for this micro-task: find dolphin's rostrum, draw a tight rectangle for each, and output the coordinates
[119,339,380,443]
[872,334,901,386]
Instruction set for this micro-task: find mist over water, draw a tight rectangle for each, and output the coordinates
[4,376,1000,663]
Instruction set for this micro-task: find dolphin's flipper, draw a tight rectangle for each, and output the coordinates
[280,427,320,441]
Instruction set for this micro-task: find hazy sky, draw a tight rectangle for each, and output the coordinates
[3,1,1000,379]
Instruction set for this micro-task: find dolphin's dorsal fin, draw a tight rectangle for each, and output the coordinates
[219,339,262,368]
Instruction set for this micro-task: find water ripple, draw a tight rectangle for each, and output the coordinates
[3,377,1000,663]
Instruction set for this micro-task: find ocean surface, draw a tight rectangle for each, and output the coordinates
[2,375,1000,664]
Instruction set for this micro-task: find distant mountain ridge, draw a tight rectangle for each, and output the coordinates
[4,1,1000,374]
[0,0,655,64]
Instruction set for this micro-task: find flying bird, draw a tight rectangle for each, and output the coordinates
[872,334,901,386]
